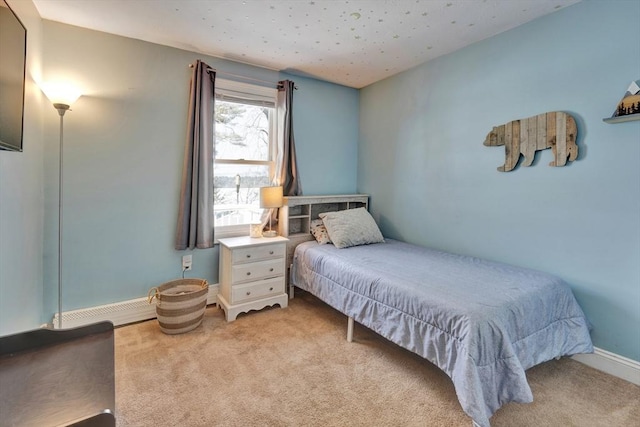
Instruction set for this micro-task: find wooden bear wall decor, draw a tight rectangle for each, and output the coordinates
[483,111,578,172]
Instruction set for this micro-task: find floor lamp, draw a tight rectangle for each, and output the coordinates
[41,82,82,329]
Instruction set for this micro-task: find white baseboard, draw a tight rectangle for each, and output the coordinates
[52,284,219,329]
[572,347,640,386]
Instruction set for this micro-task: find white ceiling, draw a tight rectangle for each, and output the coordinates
[33,0,581,89]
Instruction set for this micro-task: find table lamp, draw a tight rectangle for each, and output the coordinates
[260,186,283,237]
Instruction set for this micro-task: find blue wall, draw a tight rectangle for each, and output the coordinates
[359,0,640,361]
[292,75,359,195]
[40,22,359,320]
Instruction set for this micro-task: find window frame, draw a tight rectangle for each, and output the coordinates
[213,79,278,240]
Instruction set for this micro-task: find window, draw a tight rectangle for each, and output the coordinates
[213,80,277,238]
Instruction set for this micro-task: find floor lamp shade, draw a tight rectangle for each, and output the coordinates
[41,82,82,110]
[260,186,283,237]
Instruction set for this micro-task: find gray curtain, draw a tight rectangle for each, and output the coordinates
[175,60,215,250]
[275,80,302,196]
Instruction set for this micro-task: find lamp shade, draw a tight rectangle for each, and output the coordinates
[41,82,82,107]
[260,186,283,209]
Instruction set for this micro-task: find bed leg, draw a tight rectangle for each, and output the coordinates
[347,317,354,342]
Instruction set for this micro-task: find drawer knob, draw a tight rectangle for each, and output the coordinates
[246,291,251,296]
[269,250,274,255]
[269,268,274,272]
[246,254,251,258]
[269,287,273,291]
[246,272,251,276]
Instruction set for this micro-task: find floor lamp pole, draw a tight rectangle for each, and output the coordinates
[55,103,70,329]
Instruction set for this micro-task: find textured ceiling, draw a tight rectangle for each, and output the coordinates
[33,0,581,88]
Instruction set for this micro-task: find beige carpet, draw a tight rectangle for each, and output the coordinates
[115,291,639,427]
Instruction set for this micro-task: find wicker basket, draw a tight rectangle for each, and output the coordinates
[148,278,209,334]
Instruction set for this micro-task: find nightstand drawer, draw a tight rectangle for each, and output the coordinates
[232,277,285,303]
[232,244,285,264]
[231,259,284,284]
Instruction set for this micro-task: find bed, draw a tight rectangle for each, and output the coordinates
[289,211,593,427]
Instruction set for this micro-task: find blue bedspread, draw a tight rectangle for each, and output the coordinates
[291,239,593,427]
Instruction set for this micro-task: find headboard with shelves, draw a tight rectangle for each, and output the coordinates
[278,194,369,296]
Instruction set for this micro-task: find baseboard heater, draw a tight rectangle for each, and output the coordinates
[52,284,219,329]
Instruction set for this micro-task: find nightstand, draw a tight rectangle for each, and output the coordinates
[217,236,289,322]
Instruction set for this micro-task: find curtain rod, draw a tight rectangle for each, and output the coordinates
[188,64,297,90]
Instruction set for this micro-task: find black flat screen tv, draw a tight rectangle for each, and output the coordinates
[0,0,27,152]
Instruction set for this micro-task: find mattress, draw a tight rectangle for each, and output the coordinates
[291,239,593,427]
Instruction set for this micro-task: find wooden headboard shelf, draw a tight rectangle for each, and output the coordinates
[278,194,369,296]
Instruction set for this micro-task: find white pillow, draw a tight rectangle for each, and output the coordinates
[319,208,384,249]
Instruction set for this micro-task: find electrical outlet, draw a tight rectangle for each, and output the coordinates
[182,254,193,271]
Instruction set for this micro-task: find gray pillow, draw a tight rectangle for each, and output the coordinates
[319,208,384,249]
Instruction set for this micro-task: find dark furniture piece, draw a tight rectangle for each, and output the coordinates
[0,321,115,426]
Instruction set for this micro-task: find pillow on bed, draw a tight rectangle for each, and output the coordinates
[319,207,384,249]
[310,219,332,244]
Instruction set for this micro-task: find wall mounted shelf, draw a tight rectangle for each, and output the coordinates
[603,114,640,124]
